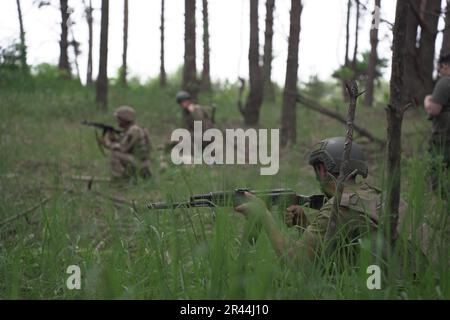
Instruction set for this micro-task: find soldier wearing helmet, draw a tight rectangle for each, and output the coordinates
[234,137,402,264]
[101,105,151,181]
[176,91,214,133]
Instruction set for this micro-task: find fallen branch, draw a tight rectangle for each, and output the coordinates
[0,197,51,228]
[295,94,385,147]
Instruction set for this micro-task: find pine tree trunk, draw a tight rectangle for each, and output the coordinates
[351,0,360,72]
[85,0,93,85]
[96,0,109,111]
[386,0,409,243]
[241,0,264,127]
[263,0,275,101]
[402,0,420,106]
[121,0,129,86]
[441,0,450,57]
[365,0,380,107]
[16,0,28,71]
[183,0,198,98]
[280,0,302,147]
[344,0,351,67]
[417,0,440,102]
[59,0,71,76]
[160,0,167,88]
[200,0,211,92]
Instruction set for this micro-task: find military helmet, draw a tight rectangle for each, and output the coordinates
[114,105,135,122]
[176,91,192,103]
[308,137,368,178]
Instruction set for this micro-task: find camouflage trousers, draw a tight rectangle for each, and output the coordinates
[110,151,151,181]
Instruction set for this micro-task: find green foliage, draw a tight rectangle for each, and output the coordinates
[0,65,448,299]
[332,50,388,83]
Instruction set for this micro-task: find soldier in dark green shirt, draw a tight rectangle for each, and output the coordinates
[424,54,450,196]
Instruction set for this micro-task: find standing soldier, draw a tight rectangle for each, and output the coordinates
[101,106,151,181]
[175,91,214,133]
[424,54,450,197]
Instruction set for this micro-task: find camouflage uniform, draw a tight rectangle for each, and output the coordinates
[429,76,450,194]
[183,104,214,133]
[104,107,151,181]
[300,181,385,258]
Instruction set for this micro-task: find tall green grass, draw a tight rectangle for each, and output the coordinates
[0,70,448,299]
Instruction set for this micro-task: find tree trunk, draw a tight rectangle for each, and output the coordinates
[200,0,211,92]
[344,0,352,67]
[120,0,129,86]
[96,0,109,111]
[441,0,450,57]
[342,0,352,101]
[417,0,440,102]
[402,0,420,106]
[351,0,360,72]
[59,0,71,76]
[365,0,380,107]
[85,0,94,85]
[386,0,409,244]
[280,0,302,147]
[16,0,28,71]
[263,0,275,101]
[183,0,198,98]
[240,0,264,127]
[160,0,167,88]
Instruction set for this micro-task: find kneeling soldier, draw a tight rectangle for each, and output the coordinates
[101,106,151,181]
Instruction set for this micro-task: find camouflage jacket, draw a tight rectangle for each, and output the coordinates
[301,181,408,253]
[104,123,151,162]
[183,104,214,132]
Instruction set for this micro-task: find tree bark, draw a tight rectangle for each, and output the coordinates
[120,0,129,86]
[417,0,440,101]
[96,0,109,111]
[402,0,420,106]
[200,0,211,92]
[263,0,275,101]
[59,0,71,76]
[84,0,94,85]
[16,0,28,71]
[280,0,302,147]
[441,0,450,57]
[365,0,380,107]
[386,0,409,244]
[160,0,167,88]
[240,0,264,127]
[344,0,352,67]
[183,0,198,98]
[351,0,360,72]
[327,81,361,241]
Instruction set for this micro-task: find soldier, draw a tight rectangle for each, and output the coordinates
[176,91,214,133]
[235,137,400,264]
[101,106,151,181]
[423,54,450,197]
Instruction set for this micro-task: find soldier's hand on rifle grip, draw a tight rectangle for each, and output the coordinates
[234,192,268,219]
[285,205,309,229]
[103,131,118,145]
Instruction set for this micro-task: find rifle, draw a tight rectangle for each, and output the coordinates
[81,120,122,136]
[147,188,326,211]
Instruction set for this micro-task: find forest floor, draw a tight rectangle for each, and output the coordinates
[0,76,449,299]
